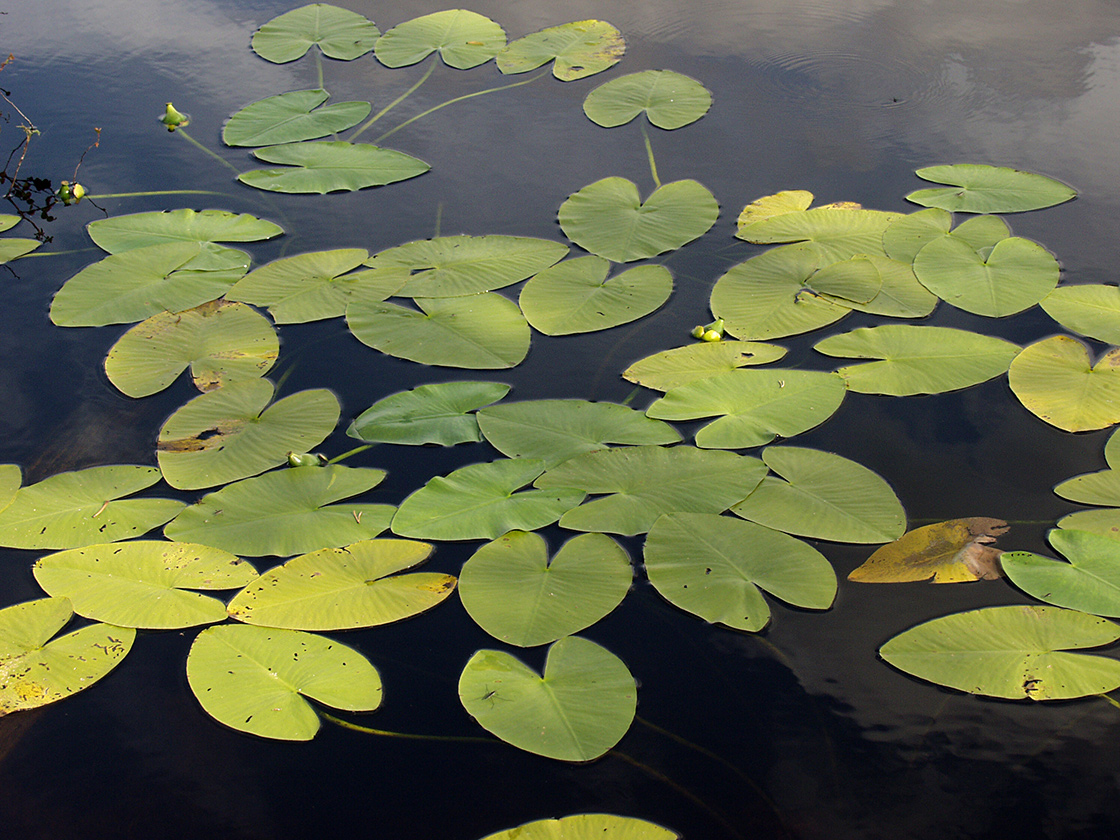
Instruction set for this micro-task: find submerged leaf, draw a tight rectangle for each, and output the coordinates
[849,518,1008,583]
[622,341,788,391]
[238,141,430,194]
[1002,529,1120,617]
[498,20,625,81]
[583,69,712,129]
[349,381,511,446]
[223,89,370,147]
[374,9,506,69]
[251,3,380,63]
[905,164,1077,213]
[1008,336,1120,432]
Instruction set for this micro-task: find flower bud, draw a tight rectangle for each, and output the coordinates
[287,451,327,467]
[160,102,190,131]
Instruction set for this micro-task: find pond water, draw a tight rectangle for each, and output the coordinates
[2,0,1120,837]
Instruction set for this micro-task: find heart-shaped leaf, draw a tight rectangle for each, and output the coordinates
[223,89,370,146]
[882,209,1010,263]
[1002,529,1120,617]
[849,518,1009,583]
[1054,428,1120,506]
[622,341,787,392]
[1008,336,1120,432]
[374,9,506,69]
[582,69,711,129]
[497,20,625,81]
[905,164,1077,213]
[349,381,511,446]
[238,141,430,194]
[251,4,380,63]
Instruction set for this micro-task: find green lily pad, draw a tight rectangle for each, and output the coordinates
[535,446,767,536]
[347,293,530,369]
[644,513,836,632]
[736,190,815,228]
[458,635,636,761]
[157,379,340,490]
[905,164,1077,213]
[882,209,1011,263]
[849,518,1009,583]
[478,399,682,468]
[0,464,20,514]
[458,531,632,646]
[0,238,40,264]
[804,254,883,304]
[1054,428,1120,506]
[86,209,283,253]
[1002,530,1120,617]
[814,255,937,319]
[814,325,1020,396]
[622,341,788,392]
[646,369,846,449]
[365,235,568,298]
[1008,336,1120,432]
[392,459,586,541]
[519,258,672,335]
[0,598,134,716]
[164,465,394,557]
[33,542,257,629]
[0,465,184,550]
[558,177,719,263]
[0,215,20,233]
[480,814,679,840]
[226,539,454,630]
[497,20,625,81]
[374,9,506,69]
[104,300,279,397]
[736,207,901,263]
[349,381,511,446]
[238,141,430,194]
[583,69,712,129]
[730,446,906,543]
[1041,284,1120,345]
[186,624,382,740]
[1058,509,1120,541]
[251,3,380,63]
[879,605,1120,700]
[223,89,371,147]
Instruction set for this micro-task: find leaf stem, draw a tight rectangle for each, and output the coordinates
[328,444,373,464]
[321,711,492,743]
[85,190,227,199]
[347,60,437,143]
[315,51,324,91]
[641,122,662,189]
[1100,693,1120,710]
[176,129,242,176]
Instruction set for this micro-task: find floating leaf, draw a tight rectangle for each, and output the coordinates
[814,325,1020,396]
[226,539,453,630]
[905,164,1077,214]
[238,141,430,194]
[736,207,901,262]
[1002,530,1120,617]
[33,542,257,629]
[223,89,370,147]
[1008,336,1120,432]
[365,235,567,298]
[479,814,679,840]
[459,531,632,646]
[535,446,767,536]
[86,209,283,253]
[251,3,380,63]
[622,341,787,391]
[349,381,511,446]
[644,513,836,632]
[392,459,586,541]
[186,624,381,740]
[157,379,340,490]
[558,177,719,263]
[458,635,636,761]
[881,209,1010,263]
[0,238,40,264]
[804,254,882,304]
[583,69,712,129]
[497,20,625,81]
[731,447,905,543]
[104,300,279,397]
[347,293,530,369]
[0,464,20,514]
[374,9,505,69]
[0,598,134,716]
[848,518,1008,583]
[478,400,681,468]
[0,466,184,550]
[519,258,672,335]
[646,369,846,449]
[815,255,937,319]
[164,465,394,557]
[879,605,1120,700]
[1058,509,1120,541]
[1040,284,1120,345]
[1054,429,1120,506]
[736,190,814,229]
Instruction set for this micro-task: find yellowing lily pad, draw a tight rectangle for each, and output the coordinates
[1008,336,1120,432]
[848,517,1008,583]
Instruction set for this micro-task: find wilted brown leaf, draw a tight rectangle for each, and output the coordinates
[848,517,1008,583]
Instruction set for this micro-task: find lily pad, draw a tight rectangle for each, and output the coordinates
[223,89,370,147]
[814,255,937,319]
[905,164,1077,214]
[251,3,380,63]
[349,381,511,446]
[347,293,530,369]
[849,518,1009,583]
[1008,336,1120,432]
[497,20,625,81]
[480,814,679,840]
[478,399,682,468]
[0,598,135,716]
[736,190,814,229]
[535,446,767,536]
[157,379,341,490]
[1058,509,1120,541]
[1002,529,1120,617]
[391,459,586,541]
[0,238,40,263]
[804,254,883,304]
[104,300,279,397]
[226,539,454,630]
[879,605,1120,700]
[646,369,846,449]
[558,177,719,263]
[731,447,906,543]
[644,512,836,632]
[736,207,901,263]
[458,635,636,761]
[238,141,430,194]
[374,9,506,69]
[86,209,283,253]
[1054,428,1120,506]
[582,69,712,129]
[882,209,1011,263]
[0,464,20,514]
[622,341,788,391]
[33,542,257,629]
[519,258,672,335]
[164,465,394,557]
[186,624,382,740]
[814,325,1020,396]
[458,531,632,646]
[0,465,184,550]
[1040,284,1120,345]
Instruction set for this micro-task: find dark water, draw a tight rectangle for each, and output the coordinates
[2,0,1120,837]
